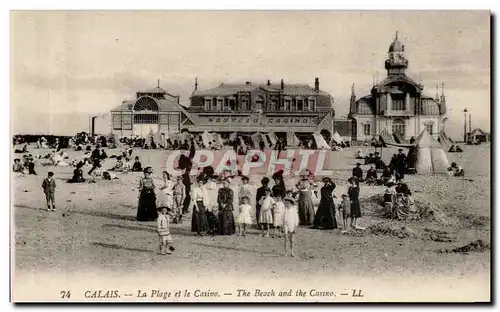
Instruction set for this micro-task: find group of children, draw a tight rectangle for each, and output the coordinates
[236,192,300,257]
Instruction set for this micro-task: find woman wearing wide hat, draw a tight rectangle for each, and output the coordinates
[311,177,338,230]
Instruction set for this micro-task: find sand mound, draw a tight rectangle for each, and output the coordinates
[362,194,451,226]
[367,223,419,239]
[438,240,491,253]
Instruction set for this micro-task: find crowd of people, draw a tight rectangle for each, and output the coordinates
[13,130,470,257]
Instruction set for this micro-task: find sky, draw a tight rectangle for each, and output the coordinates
[10,11,490,139]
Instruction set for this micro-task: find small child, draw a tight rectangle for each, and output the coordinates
[258,188,275,237]
[157,207,175,255]
[237,196,253,236]
[283,197,299,257]
[42,171,56,211]
[339,194,351,233]
[272,195,285,238]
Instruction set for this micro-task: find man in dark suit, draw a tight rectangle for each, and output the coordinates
[395,148,407,182]
[88,145,106,175]
[42,171,56,211]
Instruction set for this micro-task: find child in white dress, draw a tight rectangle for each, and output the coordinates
[272,195,285,238]
[237,196,253,236]
[283,197,299,257]
[258,188,275,237]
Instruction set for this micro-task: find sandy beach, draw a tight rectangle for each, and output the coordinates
[11,144,490,302]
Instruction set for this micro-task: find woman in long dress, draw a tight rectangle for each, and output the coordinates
[158,171,175,218]
[296,178,315,226]
[311,177,338,230]
[348,177,362,229]
[190,178,210,236]
[217,179,236,235]
[137,167,158,221]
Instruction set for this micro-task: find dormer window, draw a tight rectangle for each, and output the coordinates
[216,97,224,110]
[296,97,304,111]
[284,96,292,111]
[204,97,212,110]
[308,96,316,111]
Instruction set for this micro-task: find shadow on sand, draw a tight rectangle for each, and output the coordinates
[91,242,151,253]
[101,223,196,237]
[193,242,278,256]
[15,204,138,221]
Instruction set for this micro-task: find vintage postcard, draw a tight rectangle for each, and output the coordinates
[10,10,491,302]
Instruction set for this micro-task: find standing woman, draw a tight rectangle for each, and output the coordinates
[272,171,287,199]
[217,179,236,235]
[296,178,315,226]
[190,177,210,236]
[311,177,338,230]
[159,171,175,220]
[137,167,158,222]
[348,177,362,229]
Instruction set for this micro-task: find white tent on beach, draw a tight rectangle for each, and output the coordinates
[251,132,271,148]
[266,132,278,147]
[312,131,331,150]
[414,129,450,175]
[331,131,344,145]
[286,131,300,148]
[201,131,224,148]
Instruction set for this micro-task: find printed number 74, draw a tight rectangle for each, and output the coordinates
[61,291,71,299]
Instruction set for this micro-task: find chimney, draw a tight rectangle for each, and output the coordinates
[315,77,319,91]
[280,79,284,90]
[194,77,198,91]
[245,81,251,85]
[267,80,271,86]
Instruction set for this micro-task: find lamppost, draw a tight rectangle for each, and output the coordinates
[463,108,468,143]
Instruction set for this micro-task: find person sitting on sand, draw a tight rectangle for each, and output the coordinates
[110,156,124,172]
[355,149,365,159]
[352,163,364,182]
[132,156,143,172]
[449,162,465,177]
[13,159,24,173]
[382,165,393,186]
[394,191,418,221]
[365,165,378,185]
[67,163,85,183]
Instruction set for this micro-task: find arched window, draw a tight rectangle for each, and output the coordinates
[308,96,316,111]
[255,96,265,111]
[133,97,159,111]
[392,119,405,137]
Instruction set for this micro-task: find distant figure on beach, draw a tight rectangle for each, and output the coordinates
[42,171,56,212]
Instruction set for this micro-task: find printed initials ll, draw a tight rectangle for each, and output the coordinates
[352,289,363,297]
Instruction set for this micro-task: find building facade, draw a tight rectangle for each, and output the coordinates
[110,82,191,137]
[184,78,335,137]
[349,33,448,142]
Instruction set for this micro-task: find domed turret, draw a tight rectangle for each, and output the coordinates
[385,31,408,76]
[388,31,405,52]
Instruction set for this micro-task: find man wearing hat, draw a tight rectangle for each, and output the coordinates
[395,148,407,182]
[88,144,106,175]
[352,163,364,182]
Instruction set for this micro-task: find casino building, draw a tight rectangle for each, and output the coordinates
[349,32,448,142]
[184,78,335,139]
